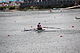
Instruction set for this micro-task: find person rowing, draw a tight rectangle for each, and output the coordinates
[37,23,42,30]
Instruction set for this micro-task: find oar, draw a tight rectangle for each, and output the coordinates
[43,27,61,29]
[24,27,32,31]
[24,28,34,31]
[24,26,35,31]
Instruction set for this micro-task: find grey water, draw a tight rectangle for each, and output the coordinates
[0,9,80,53]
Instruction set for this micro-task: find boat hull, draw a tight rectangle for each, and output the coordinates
[34,29,45,33]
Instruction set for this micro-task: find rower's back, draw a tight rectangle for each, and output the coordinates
[37,23,42,30]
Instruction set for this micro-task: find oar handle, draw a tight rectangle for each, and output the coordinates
[43,27,48,28]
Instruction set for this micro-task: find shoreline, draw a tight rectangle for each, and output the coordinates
[0,5,80,12]
[0,7,80,12]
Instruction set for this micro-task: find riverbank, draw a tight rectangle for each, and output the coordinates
[0,5,80,12]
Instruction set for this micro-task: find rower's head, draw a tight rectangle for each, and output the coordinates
[38,23,40,24]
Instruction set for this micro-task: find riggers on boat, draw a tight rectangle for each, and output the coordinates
[24,28,45,31]
[34,29,45,32]
[24,28,59,32]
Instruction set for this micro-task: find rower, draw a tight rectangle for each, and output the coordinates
[37,23,42,30]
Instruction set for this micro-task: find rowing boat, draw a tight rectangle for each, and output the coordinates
[24,26,61,32]
[34,29,45,33]
[24,29,45,32]
[24,28,60,33]
[24,29,80,34]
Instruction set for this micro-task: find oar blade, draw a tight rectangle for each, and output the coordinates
[24,29,32,31]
